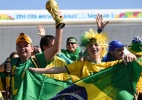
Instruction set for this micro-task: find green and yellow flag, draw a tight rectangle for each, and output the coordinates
[12,71,71,100]
[10,58,142,100]
[51,59,142,100]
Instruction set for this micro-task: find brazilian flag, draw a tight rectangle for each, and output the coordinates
[51,60,142,100]
[12,71,72,100]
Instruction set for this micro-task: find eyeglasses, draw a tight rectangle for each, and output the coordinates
[67,42,76,45]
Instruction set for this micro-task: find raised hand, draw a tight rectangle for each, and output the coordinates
[37,25,45,37]
[96,14,109,30]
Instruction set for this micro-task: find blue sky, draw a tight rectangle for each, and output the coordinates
[0,0,141,10]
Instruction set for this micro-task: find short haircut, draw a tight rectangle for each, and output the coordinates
[40,35,55,52]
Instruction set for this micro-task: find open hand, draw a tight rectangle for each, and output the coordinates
[96,14,109,30]
[37,25,45,37]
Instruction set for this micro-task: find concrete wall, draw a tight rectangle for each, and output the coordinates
[0,22,142,63]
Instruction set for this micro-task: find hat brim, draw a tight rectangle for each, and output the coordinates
[117,44,126,48]
[128,47,142,56]
[16,40,31,44]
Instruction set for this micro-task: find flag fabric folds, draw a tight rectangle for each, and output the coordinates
[12,71,71,100]
[51,60,142,100]
[3,58,141,100]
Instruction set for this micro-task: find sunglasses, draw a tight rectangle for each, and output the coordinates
[67,42,76,45]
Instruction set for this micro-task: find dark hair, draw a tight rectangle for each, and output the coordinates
[9,52,18,58]
[40,35,55,52]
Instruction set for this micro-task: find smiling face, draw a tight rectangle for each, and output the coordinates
[80,29,108,60]
[66,37,78,52]
[16,41,33,62]
[87,42,103,58]
[66,42,78,52]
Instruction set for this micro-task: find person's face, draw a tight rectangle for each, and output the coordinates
[66,42,78,52]
[16,41,33,60]
[110,47,125,60]
[87,43,103,58]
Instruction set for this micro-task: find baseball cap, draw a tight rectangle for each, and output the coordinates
[128,36,142,56]
[109,40,125,51]
[16,33,32,44]
[66,37,77,43]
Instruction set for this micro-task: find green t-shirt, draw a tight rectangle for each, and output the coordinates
[61,47,82,61]
[10,52,47,98]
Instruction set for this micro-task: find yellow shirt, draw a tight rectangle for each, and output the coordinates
[66,60,122,82]
[44,56,71,82]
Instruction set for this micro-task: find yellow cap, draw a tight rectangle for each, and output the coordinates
[16,33,32,44]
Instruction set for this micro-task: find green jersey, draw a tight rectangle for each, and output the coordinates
[10,52,47,99]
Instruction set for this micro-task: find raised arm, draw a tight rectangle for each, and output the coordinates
[44,12,64,62]
[44,28,63,61]
[28,66,67,74]
[96,14,109,33]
